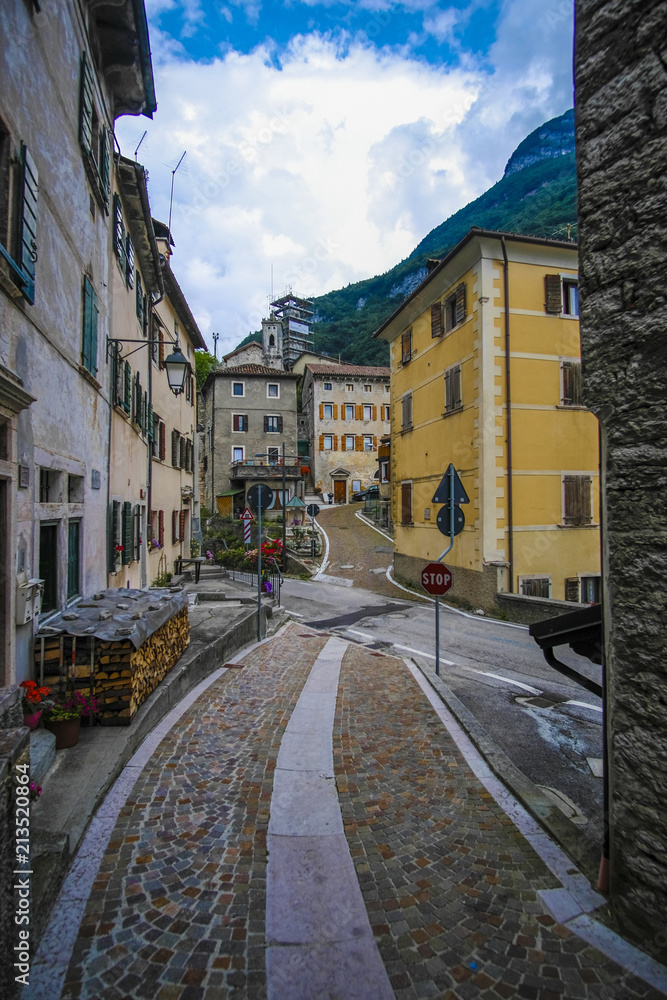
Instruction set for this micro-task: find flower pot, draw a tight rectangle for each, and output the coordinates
[44,717,81,750]
[23,711,42,731]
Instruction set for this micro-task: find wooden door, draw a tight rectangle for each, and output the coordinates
[333,480,346,504]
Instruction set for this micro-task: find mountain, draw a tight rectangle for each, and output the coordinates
[309,109,577,367]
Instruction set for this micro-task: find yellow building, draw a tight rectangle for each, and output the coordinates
[375,227,600,617]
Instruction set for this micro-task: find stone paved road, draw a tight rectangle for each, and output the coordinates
[37,623,666,1000]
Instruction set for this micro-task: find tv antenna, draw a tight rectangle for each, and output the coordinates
[134,130,147,160]
[167,150,187,245]
[212,332,220,360]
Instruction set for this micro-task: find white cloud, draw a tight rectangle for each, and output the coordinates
[117,8,574,357]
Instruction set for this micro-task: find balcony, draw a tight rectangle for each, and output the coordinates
[230,460,303,481]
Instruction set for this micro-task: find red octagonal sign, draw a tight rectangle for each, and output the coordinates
[421,562,453,596]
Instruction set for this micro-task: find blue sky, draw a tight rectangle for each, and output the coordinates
[117,0,575,356]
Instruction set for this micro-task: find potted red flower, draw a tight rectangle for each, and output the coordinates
[42,690,98,749]
[19,680,51,731]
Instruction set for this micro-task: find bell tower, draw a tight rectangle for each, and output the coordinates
[262,313,283,369]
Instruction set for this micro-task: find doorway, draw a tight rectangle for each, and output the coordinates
[39,522,58,613]
[333,480,346,504]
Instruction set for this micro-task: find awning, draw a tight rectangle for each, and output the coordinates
[217,489,244,497]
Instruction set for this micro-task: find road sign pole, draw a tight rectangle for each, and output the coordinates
[435,596,440,676]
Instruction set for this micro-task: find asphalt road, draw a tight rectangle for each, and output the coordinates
[279,503,605,851]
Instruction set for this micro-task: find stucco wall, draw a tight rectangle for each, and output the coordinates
[575,0,667,953]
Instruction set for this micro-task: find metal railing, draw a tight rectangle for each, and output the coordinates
[225,565,281,605]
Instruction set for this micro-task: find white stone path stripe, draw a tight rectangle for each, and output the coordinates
[265,636,394,1000]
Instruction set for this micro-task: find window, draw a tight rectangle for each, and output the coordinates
[233,414,248,432]
[0,125,38,304]
[324,381,333,391]
[385,384,390,393]
[380,459,389,483]
[581,576,601,603]
[126,234,134,288]
[121,501,132,565]
[561,360,583,407]
[323,403,334,419]
[322,435,334,450]
[520,577,551,598]
[79,52,110,211]
[444,365,462,413]
[68,475,84,504]
[401,482,412,525]
[233,446,244,462]
[364,435,374,451]
[401,392,412,431]
[113,194,126,274]
[545,274,579,316]
[344,435,355,451]
[346,383,354,392]
[39,523,58,613]
[268,447,280,464]
[363,404,372,421]
[265,415,283,433]
[364,384,372,393]
[401,329,412,365]
[39,468,60,503]
[67,520,81,600]
[443,282,466,332]
[232,382,244,396]
[267,383,279,398]
[563,475,593,526]
[136,272,144,328]
[344,404,354,420]
[382,405,390,421]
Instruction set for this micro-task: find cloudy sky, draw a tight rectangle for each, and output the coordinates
[116,0,575,357]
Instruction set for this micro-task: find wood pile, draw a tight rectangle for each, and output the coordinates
[34,606,190,725]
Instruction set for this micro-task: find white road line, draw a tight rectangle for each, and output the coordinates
[564,700,603,713]
[394,643,453,665]
[474,670,542,694]
[312,519,330,580]
[345,628,374,640]
[385,565,528,629]
[354,510,394,542]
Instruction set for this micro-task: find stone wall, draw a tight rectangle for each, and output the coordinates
[575,0,667,954]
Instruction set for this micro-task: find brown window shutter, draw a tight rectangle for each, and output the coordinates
[355,405,362,420]
[333,436,338,450]
[431,302,444,337]
[159,329,165,367]
[332,404,337,419]
[179,509,186,541]
[564,475,575,524]
[319,403,324,420]
[455,283,466,325]
[401,330,412,364]
[319,434,324,451]
[355,435,363,451]
[179,436,185,469]
[372,405,377,421]
[581,476,592,524]
[159,422,166,461]
[373,436,377,449]
[545,274,562,313]
[158,510,164,547]
[341,436,346,451]
[401,482,412,524]
[172,510,178,543]
[565,577,580,602]
[171,430,179,467]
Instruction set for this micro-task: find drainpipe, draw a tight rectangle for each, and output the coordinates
[500,237,514,592]
[211,375,215,514]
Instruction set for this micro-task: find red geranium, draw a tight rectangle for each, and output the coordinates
[20,680,50,714]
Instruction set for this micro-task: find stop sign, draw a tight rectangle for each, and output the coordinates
[421,562,453,596]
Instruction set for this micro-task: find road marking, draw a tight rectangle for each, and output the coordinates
[474,670,541,694]
[354,511,393,542]
[345,629,374,641]
[565,700,603,713]
[385,566,528,629]
[394,643,454,665]
[312,519,330,580]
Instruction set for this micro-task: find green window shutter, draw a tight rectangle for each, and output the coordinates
[112,346,123,406]
[79,51,94,154]
[122,501,132,564]
[113,194,126,271]
[126,234,134,288]
[136,272,143,322]
[109,500,120,573]
[100,127,111,205]
[147,401,154,442]
[123,360,131,413]
[18,145,38,304]
[133,373,141,424]
[142,294,149,336]
[81,276,98,375]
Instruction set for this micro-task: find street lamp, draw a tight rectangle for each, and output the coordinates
[255,443,310,556]
[106,337,190,396]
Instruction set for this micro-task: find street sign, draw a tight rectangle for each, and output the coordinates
[436,505,465,538]
[247,484,274,511]
[432,464,469,505]
[421,562,453,596]
[306,503,320,517]
[240,507,254,521]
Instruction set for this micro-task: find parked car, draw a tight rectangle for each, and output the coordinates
[351,484,380,502]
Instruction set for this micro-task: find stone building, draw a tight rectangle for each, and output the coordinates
[301,363,391,503]
[575,0,667,954]
[0,0,155,686]
[200,364,300,518]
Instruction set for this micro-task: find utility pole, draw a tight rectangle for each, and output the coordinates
[212,331,219,360]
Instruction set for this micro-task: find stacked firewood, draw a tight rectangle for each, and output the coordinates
[34,607,190,725]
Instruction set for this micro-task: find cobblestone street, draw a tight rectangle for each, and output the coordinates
[27,623,667,1000]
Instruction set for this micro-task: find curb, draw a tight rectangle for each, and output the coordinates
[410,655,602,884]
